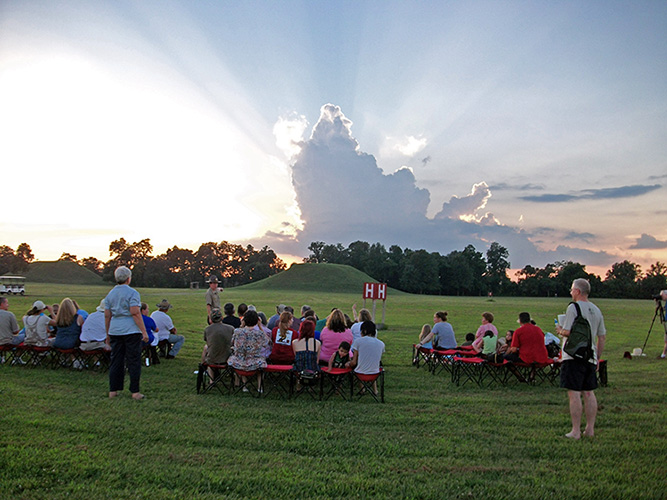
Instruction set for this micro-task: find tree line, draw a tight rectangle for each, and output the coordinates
[2,239,666,298]
[1,239,286,288]
[304,240,667,299]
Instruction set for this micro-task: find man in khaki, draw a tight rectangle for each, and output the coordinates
[556,278,606,439]
[205,275,223,324]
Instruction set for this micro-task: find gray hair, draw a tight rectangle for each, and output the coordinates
[572,278,591,296]
[114,266,132,284]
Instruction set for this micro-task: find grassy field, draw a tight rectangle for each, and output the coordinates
[1,280,666,500]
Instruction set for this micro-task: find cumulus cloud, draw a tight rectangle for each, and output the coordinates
[630,233,667,249]
[273,113,308,159]
[391,135,428,156]
[521,184,661,202]
[258,104,619,269]
[434,182,492,222]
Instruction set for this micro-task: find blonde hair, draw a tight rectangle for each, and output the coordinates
[278,311,293,338]
[55,298,77,327]
[419,324,431,343]
[325,309,347,333]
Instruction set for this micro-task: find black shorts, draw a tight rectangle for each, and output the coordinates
[560,359,598,391]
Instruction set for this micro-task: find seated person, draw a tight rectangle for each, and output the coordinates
[504,313,549,364]
[227,310,270,392]
[350,321,385,375]
[23,301,54,346]
[269,310,298,364]
[140,303,157,347]
[432,311,456,350]
[461,333,476,346]
[79,299,111,351]
[473,330,498,359]
[51,298,84,349]
[318,309,353,364]
[292,320,321,373]
[415,324,432,349]
[475,311,498,339]
[222,303,241,329]
[201,308,234,379]
[0,297,23,346]
[151,300,185,359]
[327,341,351,370]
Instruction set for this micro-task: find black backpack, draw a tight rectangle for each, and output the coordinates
[563,302,594,362]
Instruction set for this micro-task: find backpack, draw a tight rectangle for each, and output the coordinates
[563,302,594,362]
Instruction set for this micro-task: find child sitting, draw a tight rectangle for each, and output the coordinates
[328,341,351,370]
[460,333,475,346]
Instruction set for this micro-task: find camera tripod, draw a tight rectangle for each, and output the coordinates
[641,299,666,354]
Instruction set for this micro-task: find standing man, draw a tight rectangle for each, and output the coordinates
[151,299,185,359]
[205,275,222,325]
[658,290,667,359]
[0,297,23,346]
[556,278,606,439]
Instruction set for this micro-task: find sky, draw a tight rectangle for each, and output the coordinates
[1,0,666,277]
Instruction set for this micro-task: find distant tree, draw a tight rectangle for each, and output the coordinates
[16,243,34,264]
[0,246,19,275]
[400,250,439,294]
[59,252,78,262]
[80,257,104,276]
[320,243,347,264]
[639,262,667,298]
[304,241,325,263]
[604,260,641,298]
[485,242,511,295]
[347,240,370,270]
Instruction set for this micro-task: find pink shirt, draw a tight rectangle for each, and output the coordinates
[319,327,353,362]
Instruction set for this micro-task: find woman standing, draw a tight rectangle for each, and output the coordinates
[104,266,148,400]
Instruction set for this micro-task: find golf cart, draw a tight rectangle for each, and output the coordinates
[0,276,26,295]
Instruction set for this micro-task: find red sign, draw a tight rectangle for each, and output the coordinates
[363,282,387,300]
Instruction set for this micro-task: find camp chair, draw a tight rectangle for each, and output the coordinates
[430,349,458,380]
[78,348,110,371]
[452,357,486,387]
[412,344,432,369]
[157,339,173,358]
[292,368,322,400]
[17,345,51,367]
[513,360,554,385]
[231,368,261,397]
[321,367,353,401]
[262,364,293,399]
[352,369,384,403]
[51,347,83,369]
[0,344,16,365]
[197,362,231,395]
[141,344,160,367]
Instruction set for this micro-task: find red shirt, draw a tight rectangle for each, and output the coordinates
[511,323,549,364]
[269,327,298,364]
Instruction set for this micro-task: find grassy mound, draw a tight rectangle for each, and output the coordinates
[25,260,103,285]
[240,262,398,294]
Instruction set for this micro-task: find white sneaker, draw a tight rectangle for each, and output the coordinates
[72,360,84,370]
[242,387,249,393]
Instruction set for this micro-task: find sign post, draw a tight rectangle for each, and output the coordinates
[363,282,388,326]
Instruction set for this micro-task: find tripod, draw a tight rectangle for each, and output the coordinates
[641,299,666,354]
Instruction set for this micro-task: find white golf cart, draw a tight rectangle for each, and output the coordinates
[0,276,26,295]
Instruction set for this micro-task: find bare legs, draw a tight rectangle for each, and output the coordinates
[566,390,597,439]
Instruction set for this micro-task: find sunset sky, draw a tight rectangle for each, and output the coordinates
[1,1,666,276]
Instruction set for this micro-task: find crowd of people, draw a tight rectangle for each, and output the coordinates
[200,275,385,393]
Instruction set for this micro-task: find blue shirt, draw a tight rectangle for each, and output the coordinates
[142,314,156,344]
[433,321,456,349]
[104,284,142,335]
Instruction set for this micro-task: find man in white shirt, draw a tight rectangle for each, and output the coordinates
[151,299,185,359]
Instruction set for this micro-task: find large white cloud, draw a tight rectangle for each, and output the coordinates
[259,104,619,269]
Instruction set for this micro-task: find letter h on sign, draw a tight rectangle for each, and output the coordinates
[363,283,387,301]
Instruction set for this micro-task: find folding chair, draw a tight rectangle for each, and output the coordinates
[157,339,173,358]
[513,361,554,385]
[262,364,293,399]
[17,345,51,367]
[412,344,432,369]
[141,344,160,367]
[452,357,486,387]
[51,348,83,369]
[321,367,352,401]
[231,368,261,397]
[292,368,322,400]
[352,370,384,403]
[78,348,110,371]
[197,363,232,395]
[430,349,457,380]
[0,344,16,365]
[481,360,509,387]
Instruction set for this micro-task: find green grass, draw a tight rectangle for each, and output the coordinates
[1,281,666,499]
